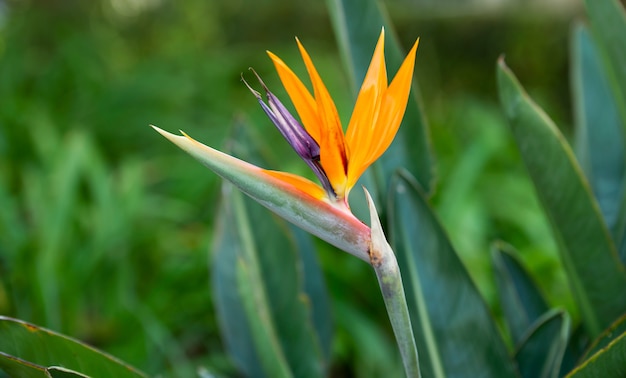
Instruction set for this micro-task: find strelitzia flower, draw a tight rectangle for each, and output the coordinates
[244,29,419,210]
[153,28,418,262]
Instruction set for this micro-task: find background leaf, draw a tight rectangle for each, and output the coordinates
[491,242,549,345]
[389,171,517,378]
[567,325,626,378]
[583,0,626,130]
[580,315,626,362]
[213,186,326,378]
[497,58,626,336]
[0,316,146,378]
[211,119,332,377]
[571,23,626,249]
[514,309,570,378]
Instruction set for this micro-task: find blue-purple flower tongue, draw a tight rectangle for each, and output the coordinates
[242,69,336,198]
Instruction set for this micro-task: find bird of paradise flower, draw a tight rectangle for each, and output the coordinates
[152,28,419,263]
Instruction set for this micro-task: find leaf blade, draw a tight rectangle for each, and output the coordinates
[212,186,327,378]
[497,58,626,336]
[389,171,517,378]
[515,309,570,378]
[492,242,549,345]
[571,23,626,240]
[584,0,626,130]
[0,317,146,378]
[567,326,626,378]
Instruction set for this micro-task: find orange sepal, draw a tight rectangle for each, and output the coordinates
[263,170,327,200]
[267,51,322,143]
[345,29,388,188]
[347,37,419,188]
[295,38,349,198]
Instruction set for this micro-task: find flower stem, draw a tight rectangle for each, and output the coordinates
[365,189,421,378]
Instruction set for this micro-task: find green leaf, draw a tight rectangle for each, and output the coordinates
[491,242,549,345]
[219,119,333,366]
[580,315,626,362]
[584,0,626,130]
[326,0,434,202]
[212,186,327,378]
[0,316,146,378]
[571,23,626,242]
[211,188,265,377]
[497,58,626,336]
[566,320,626,378]
[388,171,517,378]
[560,325,591,377]
[290,226,333,362]
[46,367,89,378]
[515,309,570,378]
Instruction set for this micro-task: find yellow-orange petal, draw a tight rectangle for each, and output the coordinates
[263,170,326,200]
[345,29,388,186]
[295,38,348,197]
[347,38,419,189]
[370,38,419,159]
[267,51,322,142]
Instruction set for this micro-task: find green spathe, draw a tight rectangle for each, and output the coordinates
[152,125,371,262]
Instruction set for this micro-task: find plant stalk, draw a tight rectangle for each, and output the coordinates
[365,189,421,378]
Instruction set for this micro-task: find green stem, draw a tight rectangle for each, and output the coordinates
[365,189,421,378]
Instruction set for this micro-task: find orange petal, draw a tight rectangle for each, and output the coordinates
[268,51,321,142]
[263,170,326,200]
[295,38,349,198]
[347,37,419,189]
[345,29,388,188]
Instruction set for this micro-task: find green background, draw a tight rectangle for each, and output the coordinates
[0,0,591,375]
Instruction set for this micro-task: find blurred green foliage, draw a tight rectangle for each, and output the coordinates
[0,0,584,375]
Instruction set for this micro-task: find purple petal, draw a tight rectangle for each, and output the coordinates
[242,70,336,198]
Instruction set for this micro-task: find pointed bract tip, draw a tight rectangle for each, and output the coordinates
[498,54,507,67]
[363,187,382,232]
[248,67,271,93]
[241,71,263,100]
[409,37,420,55]
[151,124,170,137]
[363,186,388,267]
[151,125,188,146]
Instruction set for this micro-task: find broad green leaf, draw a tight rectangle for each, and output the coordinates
[326,0,434,205]
[290,226,333,362]
[571,23,626,242]
[46,367,89,378]
[492,242,549,345]
[560,326,591,377]
[0,316,146,378]
[584,0,626,130]
[0,353,48,378]
[515,309,570,378]
[224,119,333,363]
[566,325,626,378]
[211,187,265,377]
[580,315,626,361]
[212,186,326,378]
[497,59,626,336]
[615,191,626,263]
[0,360,89,378]
[388,171,517,378]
